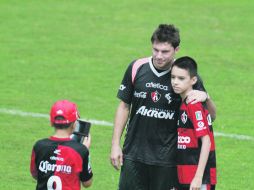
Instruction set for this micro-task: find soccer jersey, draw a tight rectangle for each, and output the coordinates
[30,136,93,190]
[176,101,216,185]
[117,56,182,166]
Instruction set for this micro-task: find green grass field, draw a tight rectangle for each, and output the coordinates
[0,0,253,189]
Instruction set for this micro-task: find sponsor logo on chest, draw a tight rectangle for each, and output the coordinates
[134,91,147,99]
[136,106,175,120]
[177,134,191,150]
[145,82,168,91]
[39,161,72,174]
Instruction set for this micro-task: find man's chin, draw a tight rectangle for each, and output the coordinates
[152,59,171,69]
[156,64,170,70]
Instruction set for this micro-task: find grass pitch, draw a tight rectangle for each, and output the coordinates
[0,0,253,189]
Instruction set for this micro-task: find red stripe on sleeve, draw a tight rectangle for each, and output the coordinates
[30,149,38,179]
[132,57,149,83]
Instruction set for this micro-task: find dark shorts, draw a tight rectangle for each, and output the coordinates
[179,184,216,190]
[118,159,178,190]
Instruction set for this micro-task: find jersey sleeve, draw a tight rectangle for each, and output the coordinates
[117,62,134,104]
[80,150,93,182]
[30,148,38,179]
[187,103,209,138]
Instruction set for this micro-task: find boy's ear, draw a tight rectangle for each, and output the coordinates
[69,121,76,131]
[191,76,198,85]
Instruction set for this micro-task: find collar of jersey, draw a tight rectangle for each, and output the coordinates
[49,136,72,141]
[149,56,170,77]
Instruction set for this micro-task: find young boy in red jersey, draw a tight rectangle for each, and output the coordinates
[171,57,216,190]
[30,100,93,190]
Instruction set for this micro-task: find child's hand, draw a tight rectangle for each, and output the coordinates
[189,176,202,190]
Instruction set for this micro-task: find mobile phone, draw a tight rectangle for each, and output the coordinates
[71,119,91,143]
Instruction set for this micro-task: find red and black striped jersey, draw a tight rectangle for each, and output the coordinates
[118,57,206,167]
[176,101,216,185]
[30,136,93,190]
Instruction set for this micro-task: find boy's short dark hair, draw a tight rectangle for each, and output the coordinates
[172,56,198,77]
[50,100,79,127]
[151,24,180,48]
[53,116,73,129]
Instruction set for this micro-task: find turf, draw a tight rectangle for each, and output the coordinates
[0,0,253,189]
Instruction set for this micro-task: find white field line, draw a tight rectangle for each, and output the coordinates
[0,108,113,127]
[0,108,253,141]
[214,132,254,141]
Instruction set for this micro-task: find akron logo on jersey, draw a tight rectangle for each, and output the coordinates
[151,91,161,102]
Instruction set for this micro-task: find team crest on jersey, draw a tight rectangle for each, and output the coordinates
[151,91,161,102]
[165,93,172,104]
[181,111,188,124]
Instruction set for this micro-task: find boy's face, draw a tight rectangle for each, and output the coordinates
[152,41,179,70]
[171,66,197,96]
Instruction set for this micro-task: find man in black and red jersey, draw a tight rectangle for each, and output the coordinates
[110,24,216,190]
[171,56,216,190]
[30,100,93,190]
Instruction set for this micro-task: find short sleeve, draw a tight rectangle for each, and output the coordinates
[80,150,93,182]
[117,62,134,104]
[30,148,38,179]
[187,102,209,138]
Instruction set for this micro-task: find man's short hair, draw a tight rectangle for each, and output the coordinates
[151,24,180,48]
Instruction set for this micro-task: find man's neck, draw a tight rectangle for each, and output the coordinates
[154,66,169,73]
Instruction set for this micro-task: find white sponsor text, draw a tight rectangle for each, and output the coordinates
[136,106,174,119]
[39,161,72,174]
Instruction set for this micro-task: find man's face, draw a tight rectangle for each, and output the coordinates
[152,41,179,70]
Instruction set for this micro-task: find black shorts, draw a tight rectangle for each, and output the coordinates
[118,159,178,190]
[179,184,216,190]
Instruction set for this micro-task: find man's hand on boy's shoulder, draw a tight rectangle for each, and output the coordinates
[186,90,208,104]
